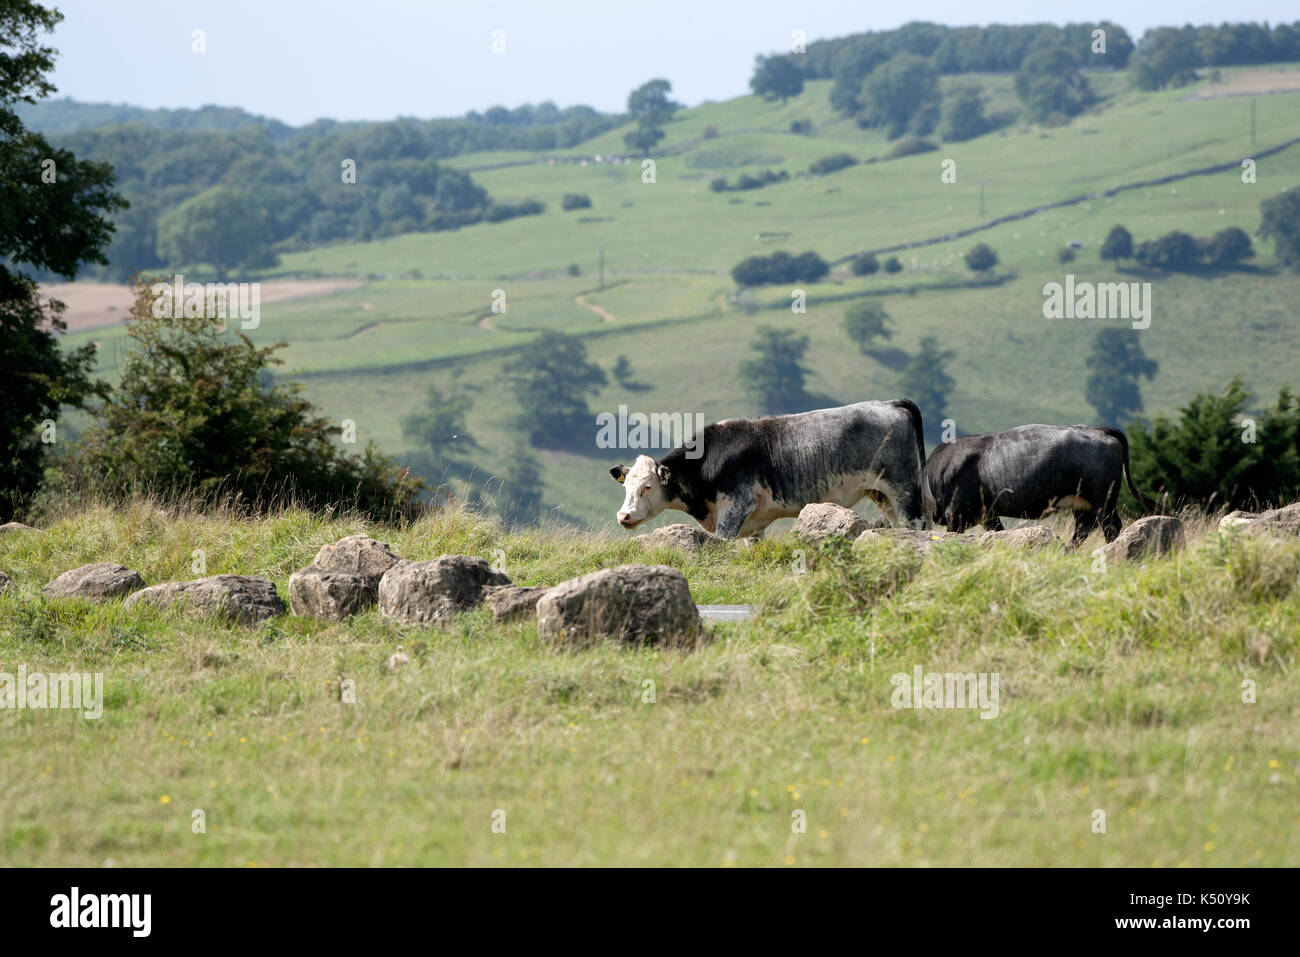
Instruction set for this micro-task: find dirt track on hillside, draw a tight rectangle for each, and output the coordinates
[40,279,364,333]
[575,294,615,322]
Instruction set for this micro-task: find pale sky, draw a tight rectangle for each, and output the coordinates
[39,0,1300,125]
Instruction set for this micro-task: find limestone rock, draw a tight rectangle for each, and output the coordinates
[791,503,870,544]
[537,564,698,646]
[635,523,718,553]
[288,567,376,620]
[484,585,551,623]
[1100,516,1185,563]
[44,563,145,601]
[377,555,510,626]
[979,525,1060,548]
[125,575,284,624]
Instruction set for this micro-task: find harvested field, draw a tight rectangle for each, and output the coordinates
[39,279,365,333]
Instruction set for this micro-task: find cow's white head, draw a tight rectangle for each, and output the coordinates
[609,454,672,529]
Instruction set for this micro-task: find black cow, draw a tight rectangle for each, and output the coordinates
[924,424,1155,544]
[609,400,931,539]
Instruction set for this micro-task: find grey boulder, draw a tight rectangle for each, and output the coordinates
[310,534,403,585]
[378,555,510,626]
[979,525,1060,548]
[288,534,403,620]
[484,585,552,623]
[635,523,718,553]
[1100,516,1185,564]
[44,562,145,601]
[289,568,376,620]
[536,564,698,646]
[1220,502,1300,536]
[125,575,284,624]
[791,503,869,544]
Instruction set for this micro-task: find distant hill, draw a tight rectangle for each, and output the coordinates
[55,65,1300,529]
[14,97,297,140]
[21,98,626,282]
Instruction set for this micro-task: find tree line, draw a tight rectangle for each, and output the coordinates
[40,122,552,281]
[751,19,1300,138]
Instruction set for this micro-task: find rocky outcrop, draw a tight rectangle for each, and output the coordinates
[979,525,1060,548]
[377,555,510,626]
[125,575,284,624]
[537,564,698,646]
[43,563,145,602]
[791,504,870,544]
[635,523,719,554]
[1099,516,1185,564]
[288,568,376,620]
[288,534,404,620]
[309,534,403,585]
[1219,503,1300,536]
[484,585,551,623]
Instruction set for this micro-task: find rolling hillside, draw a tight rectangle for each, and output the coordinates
[60,67,1300,530]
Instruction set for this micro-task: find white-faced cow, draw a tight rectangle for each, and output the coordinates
[924,424,1155,544]
[609,400,931,540]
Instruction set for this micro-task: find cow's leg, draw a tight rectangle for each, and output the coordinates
[876,496,903,528]
[873,471,928,530]
[888,483,927,530]
[1095,489,1123,542]
[1070,509,1098,547]
[984,516,1005,532]
[861,489,895,526]
[713,490,756,540]
[942,493,980,533]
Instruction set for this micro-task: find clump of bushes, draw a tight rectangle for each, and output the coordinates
[851,253,880,276]
[561,193,592,210]
[429,199,545,232]
[484,199,545,222]
[1133,227,1254,270]
[886,136,939,159]
[964,243,998,272]
[710,169,789,193]
[808,153,859,175]
[72,278,425,519]
[1100,224,1255,271]
[939,87,989,142]
[731,250,830,286]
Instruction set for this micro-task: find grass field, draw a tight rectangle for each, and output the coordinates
[54,65,1300,529]
[1,500,1296,866]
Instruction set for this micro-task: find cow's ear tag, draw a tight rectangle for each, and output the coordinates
[610,466,627,484]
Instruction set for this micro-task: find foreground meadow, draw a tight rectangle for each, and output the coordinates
[1,501,1296,866]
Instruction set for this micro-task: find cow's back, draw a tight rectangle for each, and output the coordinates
[975,425,1122,514]
[728,403,907,496]
[695,401,914,503]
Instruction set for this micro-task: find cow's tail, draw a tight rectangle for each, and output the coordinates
[1100,426,1158,513]
[893,398,934,528]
